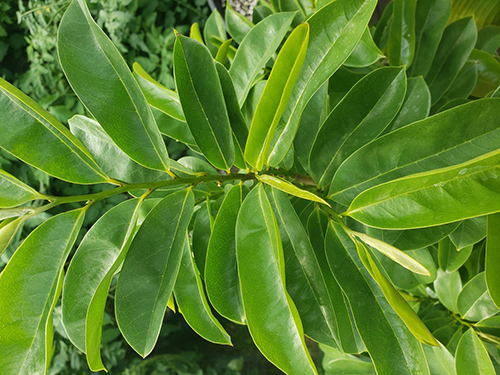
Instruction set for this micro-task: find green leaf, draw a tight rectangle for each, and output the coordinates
[0,169,45,208]
[191,202,212,274]
[61,198,143,371]
[0,215,27,257]
[173,237,231,345]
[423,341,455,375]
[133,62,185,122]
[203,10,226,57]
[434,269,462,313]
[267,188,342,348]
[256,174,329,206]
[58,0,170,173]
[151,109,199,153]
[69,115,170,184]
[115,189,194,357]
[173,35,234,171]
[225,3,254,44]
[438,237,473,273]
[450,217,487,250]
[476,26,500,55]
[448,0,500,29]
[409,0,451,77]
[344,27,384,68]
[384,76,431,133]
[205,184,245,324]
[178,156,217,176]
[244,23,309,171]
[320,344,375,374]
[373,1,393,48]
[345,149,500,230]
[387,0,416,66]
[0,208,85,374]
[229,12,295,106]
[236,184,317,374]
[0,77,108,184]
[455,329,496,375]
[267,0,377,167]
[310,66,406,188]
[469,49,500,98]
[215,39,233,64]
[351,231,430,276]
[330,99,500,206]
[189,22,204,44]
[486,213,500,308]
[425,17,477,104]
[325,221,431,374]
[457,272,499,322]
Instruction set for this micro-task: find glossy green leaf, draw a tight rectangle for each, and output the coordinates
[151,109,198,152]
[486,213,500,308]
[244,80,266,125]
[409,0,451,77]
[434,269,462,313]
[69,115,170,184]
[174,237,231,345]
[115,189,194,357]
[229,12,295,106]
[387,0,416,66]
[450,217,487,250]
[455,329,496,375]
[330,99,500,206]
[437,98,470,113]
[236,184,317,374]
[425,17,477,104]
[457,272,499,322]
[476,26,500,54]
[0,208,85,374]
[61,198,143,371]
[267,188,342,348]
[0,77,108,184]
[256,174,329,206]
[267,0,377,166]
[346,149,500,230]
[133,62,184,121]
[244,23,309,171]
[438,237,473,274]
[191,202,212,274]
[58,0,170,173]
[310,66,406,188]
[205,184,245,324]
[469,49,500,98]
[0,169,45,208]
[384,76,431,133]
[203,10,226,56]
[423,341,455,375]
[328,67,367,109]
[325,221,431,374]
[174,35,234,171]
[320,344,375,375]
[307,208,360,353]
[344,27,384,68]
[225,3,253,44]
[0,215,27,257]
[351,231,430,276]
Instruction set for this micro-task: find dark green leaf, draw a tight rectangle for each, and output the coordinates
[486,213,500,308]
[387,0,416,66]
[438,236,473,273]
[225,3,254,44]
[191,202,212,273]
[476,26,500,54]
[450,217,487,250]
[469,49,500,98]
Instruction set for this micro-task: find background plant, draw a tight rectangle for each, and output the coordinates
[0,0,500,374]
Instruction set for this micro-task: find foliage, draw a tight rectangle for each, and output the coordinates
[0,0,500,374]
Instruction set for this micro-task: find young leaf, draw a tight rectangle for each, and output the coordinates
[387,0,416,66]
[425,17,477,104]
[330,98,500,206]
[225,3,254,44]
[486,213,500,308]
[244,23,309,171]
[205,184,245,324]
[457,272,499,322]
[344,27,384,68]
[61,198,144,371]
[267,0,377,167]
[174,237,231,345]
[69,116,170,184]
[58,0,171,173]
[173,35,234,171]
[215,39,233,64]
[0,209,85,374]
[325,221,431,374]
[409,0,451,77]
[189,22,204,44]
[115,189,194,357]
[0,77,108,184]
[236,184,317,374]
[455,329,496,375]
[229,12,295,106]
[345,149,500,230]
[256,174,329,206]
[0,169,45,208]
[310,66,407,188]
